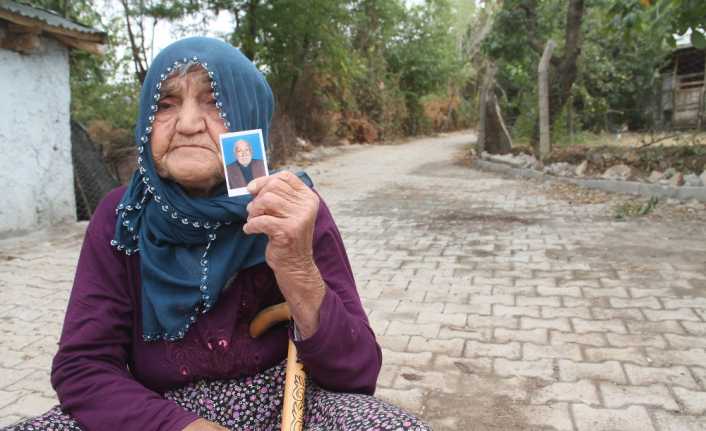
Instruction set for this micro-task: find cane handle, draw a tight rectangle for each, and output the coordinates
[249,302,291,338]
[249,302,306,431]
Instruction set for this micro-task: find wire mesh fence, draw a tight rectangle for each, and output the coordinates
[71,121,120,221]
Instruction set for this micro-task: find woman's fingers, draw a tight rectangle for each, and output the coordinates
[243,170,320,272]
[243,214,284,237]
[247,171,301,197]
[246,171,317,220]
[246,191,289,218]
[275,171,308,190]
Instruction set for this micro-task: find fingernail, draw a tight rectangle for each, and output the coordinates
[246,180,256,192]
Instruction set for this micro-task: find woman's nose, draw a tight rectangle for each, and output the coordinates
[175,99,206,135]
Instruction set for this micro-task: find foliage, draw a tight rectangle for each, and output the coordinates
[573,4,667,132]
[69,19,141,131]
[614,197,658,220]
[482,0,586,150]
[348,0,408,139]
[28,1,140,132]
[386,0,459,134]
[482,0,693,152]
[27,0,705,166]
[255,0,360,140]
[608,0,706,48]
[28,0,478,163]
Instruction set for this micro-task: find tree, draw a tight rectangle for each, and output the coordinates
[32,0,475,157]
[484,0,585,148]
[27,0,140,130]
[609,0,706,49]
[386,0,459,134]
[119,0,149,83]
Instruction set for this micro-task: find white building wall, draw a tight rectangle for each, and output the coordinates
[0,36,76,235]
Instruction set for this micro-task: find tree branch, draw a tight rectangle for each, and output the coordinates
[557,0,584,98]
[120,0,147,83]
[517,1,545,55]
[560,0,584,71]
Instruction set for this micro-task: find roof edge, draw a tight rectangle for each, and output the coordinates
[0,0,107,49]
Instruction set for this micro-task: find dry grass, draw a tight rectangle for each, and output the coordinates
[563,130,706,149]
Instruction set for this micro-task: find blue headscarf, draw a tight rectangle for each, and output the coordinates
[111,37,306,342]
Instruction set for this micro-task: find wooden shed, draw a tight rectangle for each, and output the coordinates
[659,34,705,129]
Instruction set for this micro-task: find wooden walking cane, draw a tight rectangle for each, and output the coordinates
[249,303,306,431]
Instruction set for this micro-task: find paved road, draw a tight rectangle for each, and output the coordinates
[2,131,706,430]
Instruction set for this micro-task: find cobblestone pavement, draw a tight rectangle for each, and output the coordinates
[2,131,706,430]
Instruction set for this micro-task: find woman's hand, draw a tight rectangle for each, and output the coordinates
[182,418,228,430]
[243,172,326,338]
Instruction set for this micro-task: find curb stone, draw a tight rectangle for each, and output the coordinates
[472,159,706,203]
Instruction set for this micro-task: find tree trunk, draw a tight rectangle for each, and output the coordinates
[548,0,584,128]
[477,63,494,153]
[538,39,556,160]
[478,63,512,154]
[492,97,513,152]
[519,0,585,148]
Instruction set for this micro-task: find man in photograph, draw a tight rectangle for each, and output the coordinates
[226,139,266,189]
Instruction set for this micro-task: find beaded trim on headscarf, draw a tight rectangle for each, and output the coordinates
[110,56,233,342]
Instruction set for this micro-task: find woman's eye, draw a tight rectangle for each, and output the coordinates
[158,101,176,110]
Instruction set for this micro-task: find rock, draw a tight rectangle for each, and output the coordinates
[518,154,538,169]
[647,171,664,183]
[670,172,685,187]
[485,152,538,169]
[543,162,575,177]
[295,137,313,151]
[626,151,639,164]
[602,164,636,181]
[575,160,588,177]
[486,153,516,166]
[337,138,351,146]
[700,171,706,186]
[603,153,616,162]
[686,199,704,209]
[589,153,603,165]
[663,167,677,179]
[321,147,341,157]
[684,173,703,187]
[298,152,317,162]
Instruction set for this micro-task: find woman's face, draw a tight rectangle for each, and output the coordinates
[151,67,227,196]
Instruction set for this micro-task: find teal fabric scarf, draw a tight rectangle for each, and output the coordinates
[112,37,309,342]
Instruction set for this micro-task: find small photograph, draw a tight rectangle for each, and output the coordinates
[219,129,269,197]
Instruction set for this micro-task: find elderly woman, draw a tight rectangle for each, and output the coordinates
[3,38,429,431]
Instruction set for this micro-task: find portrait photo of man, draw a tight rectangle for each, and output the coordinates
[220,129,269,196]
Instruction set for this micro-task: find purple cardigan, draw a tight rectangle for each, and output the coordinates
[51,187,381,430]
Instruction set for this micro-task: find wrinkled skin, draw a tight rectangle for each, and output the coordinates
[151,68,226,197]
[244,171,325,339]
[235,140,253,166]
